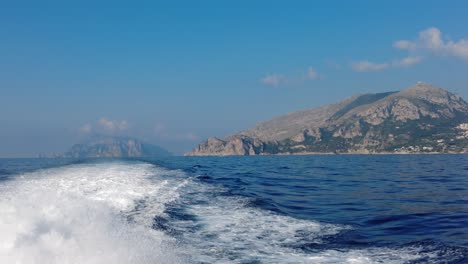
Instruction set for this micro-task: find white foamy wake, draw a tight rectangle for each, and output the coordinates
[0,162,188,264]
[170,181,459,264]
[0,161,460,264]
[182,193,347,263]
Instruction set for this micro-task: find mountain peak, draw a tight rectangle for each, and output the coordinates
[400,82,448,96]
[63,136,171,158]
[187,84,468,155]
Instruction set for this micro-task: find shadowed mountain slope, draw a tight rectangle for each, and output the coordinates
[187,83,468,155]
[63,136,171,158]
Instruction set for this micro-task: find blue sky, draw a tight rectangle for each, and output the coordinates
[1,1,468,156]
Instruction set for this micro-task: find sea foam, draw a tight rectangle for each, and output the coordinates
[0,160,462,264]
[0,162,187,264]
[159,180,452,264]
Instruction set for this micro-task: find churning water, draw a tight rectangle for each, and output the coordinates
[0,155,467,263]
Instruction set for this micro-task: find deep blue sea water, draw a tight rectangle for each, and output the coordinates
[0,155,467,263]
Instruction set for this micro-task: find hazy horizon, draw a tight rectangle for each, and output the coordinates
[1,1,468,157]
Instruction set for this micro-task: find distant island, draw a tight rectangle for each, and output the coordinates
[186,83,468,156]
[54,136,171,158]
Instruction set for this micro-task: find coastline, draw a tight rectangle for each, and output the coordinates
[184,151,468,157]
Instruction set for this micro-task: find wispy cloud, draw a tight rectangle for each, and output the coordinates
[261,28,465,78]
[260,74,285,87]
[353,27,467,73]
[79,123,92,134]
[393,40,417,50]
[351,61,389,72]
[98,118,128,132]
[392,56,423,67]
[260,67,320,86]
[79,118,129,135]
[395,27,468,60]
[351,57,422,72]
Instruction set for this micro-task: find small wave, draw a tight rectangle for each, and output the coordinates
[151,172,468,263]
[0,169,11,175]
[156,180,348,263]
[195,174,212,180]
[303,245,467,264]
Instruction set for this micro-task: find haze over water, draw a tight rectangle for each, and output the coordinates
[2,2,468,156]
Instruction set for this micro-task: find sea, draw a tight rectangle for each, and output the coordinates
[0,155,467,263]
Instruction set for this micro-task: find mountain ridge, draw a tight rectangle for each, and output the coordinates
[61,135,172,158]
[186,83,468,156]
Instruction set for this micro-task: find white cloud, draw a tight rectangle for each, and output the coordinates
[352,57,421,72]
[260,67,319,87]
[306,67,318,80]
[98,118,128,132]
[354,27,468,73]
[79,123,92,134]
[393,40,417,50]
[99,118,114,130]
[393,56,423,67]
[351,61,389,72]
[78,118,129,135]
[260,74,284,86]
[397,27,468,60]
[446,39,468,60]
[420,27,444,49]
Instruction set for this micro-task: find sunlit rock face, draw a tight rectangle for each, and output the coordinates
[187,83,468,155]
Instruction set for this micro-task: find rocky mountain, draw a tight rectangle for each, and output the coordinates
[63,136,171,158]
[187,83,468,155]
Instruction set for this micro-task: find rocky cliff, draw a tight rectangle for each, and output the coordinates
[63,136,171,158]
[187,83,468,155]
